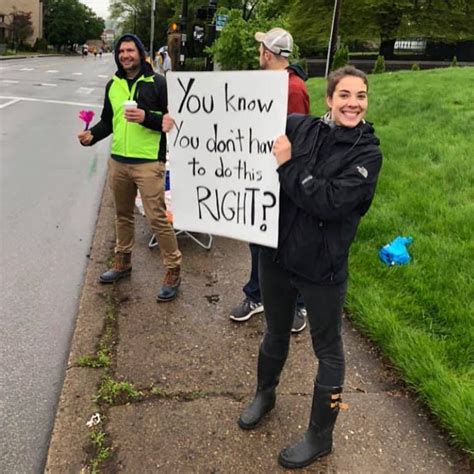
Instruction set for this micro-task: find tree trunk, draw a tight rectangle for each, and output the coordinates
[379,38,395,59]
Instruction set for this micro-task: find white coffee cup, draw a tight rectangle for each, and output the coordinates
[124,100,137,110]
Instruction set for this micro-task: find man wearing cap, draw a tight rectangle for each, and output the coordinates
[78,33,183,302]
[229,27,310,331]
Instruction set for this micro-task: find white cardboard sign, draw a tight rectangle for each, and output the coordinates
[166,71,288,248]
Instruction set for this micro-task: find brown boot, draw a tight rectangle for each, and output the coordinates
[99,252,132,284]
[157,266,181,302]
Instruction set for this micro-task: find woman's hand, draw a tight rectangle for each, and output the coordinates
[162,113,175,133]
[272,135,292,166]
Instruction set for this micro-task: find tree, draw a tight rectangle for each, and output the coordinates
[287,0,474,57]
[216,0,272,21]
[206,8,298,70]
[287,0,377,56]
[406,0,473,40]
[110,0,183,52]
[372,0,474,57]
[44,0,105,50]
[9,10,34,47]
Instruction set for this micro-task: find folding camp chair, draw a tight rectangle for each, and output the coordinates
[135,170,213,251]
[148,230,213,250]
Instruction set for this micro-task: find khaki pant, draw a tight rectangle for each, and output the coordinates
[108,159,182,269]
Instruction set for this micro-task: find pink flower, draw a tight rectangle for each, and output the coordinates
[79,110,95,130]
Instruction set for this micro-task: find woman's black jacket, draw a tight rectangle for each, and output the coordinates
[268,114,383,285]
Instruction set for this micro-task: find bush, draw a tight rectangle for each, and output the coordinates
[19,43,34,52]
[451,55,458,67]
[331,45,349,70]
[411,63,420,71]
[372,55,385,74]
[184,57,206,71]
[34,38,49,53]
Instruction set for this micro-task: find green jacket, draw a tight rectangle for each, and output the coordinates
[89,62,168,162]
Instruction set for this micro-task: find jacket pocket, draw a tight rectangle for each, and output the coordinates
[280,214,326,281]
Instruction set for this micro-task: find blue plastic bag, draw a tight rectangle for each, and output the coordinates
[379,236,413,266]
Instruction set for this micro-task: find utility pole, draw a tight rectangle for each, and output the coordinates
[325,0,342,77]
[205,0,217,71]
[179,0,188,68]
[149,0,156,59]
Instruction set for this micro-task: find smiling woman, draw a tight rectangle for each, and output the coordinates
[326,73,368,128]
[240,65,383,469]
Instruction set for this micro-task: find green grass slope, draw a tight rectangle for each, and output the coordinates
[307,67,474,454]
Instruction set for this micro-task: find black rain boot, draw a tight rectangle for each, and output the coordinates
[278,384,344,469]
[238,349,286,430]
[99,252,132,284]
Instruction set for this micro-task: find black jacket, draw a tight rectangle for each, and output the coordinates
[89,33,168,162]
[270,114,383,284]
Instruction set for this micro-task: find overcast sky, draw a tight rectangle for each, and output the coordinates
[81,0,110,20]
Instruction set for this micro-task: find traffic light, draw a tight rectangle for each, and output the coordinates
[169,22,179,33]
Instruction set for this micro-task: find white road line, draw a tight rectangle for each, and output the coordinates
[2,80,19,84]
[46,70,59,73]
[0,98,21,109]
[72,72,83,75]
[0,95,102,108]
[39,83,58,87]
[76,87,95,95]
[20,68,35,71]
[97,74,108,78]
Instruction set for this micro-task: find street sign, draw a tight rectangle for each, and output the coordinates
[215,14,228,31]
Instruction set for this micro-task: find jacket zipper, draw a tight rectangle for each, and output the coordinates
[124,77,144,156]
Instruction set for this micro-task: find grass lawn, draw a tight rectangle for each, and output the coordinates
[307,67,474,454]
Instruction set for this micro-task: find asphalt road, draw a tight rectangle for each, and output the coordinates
[0,54,115,473]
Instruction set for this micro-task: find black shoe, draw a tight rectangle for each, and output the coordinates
[230,298,264,322]
[291,307,307,333]
[99,267,132,284]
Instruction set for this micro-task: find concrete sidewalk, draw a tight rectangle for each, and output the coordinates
[46,187,470,473]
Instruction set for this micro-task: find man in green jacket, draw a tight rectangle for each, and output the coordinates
[78,33,182,302]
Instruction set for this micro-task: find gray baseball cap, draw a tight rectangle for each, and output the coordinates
[255,28,293,57]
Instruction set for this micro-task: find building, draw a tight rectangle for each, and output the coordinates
[0,0,43,45]
[101,28,115,51]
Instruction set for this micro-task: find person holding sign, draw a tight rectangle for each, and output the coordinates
[229,27,310,333]
[78,33,182,302]
[238,66,383,469]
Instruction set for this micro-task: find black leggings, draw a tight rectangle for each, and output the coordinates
[259,251,347,387]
